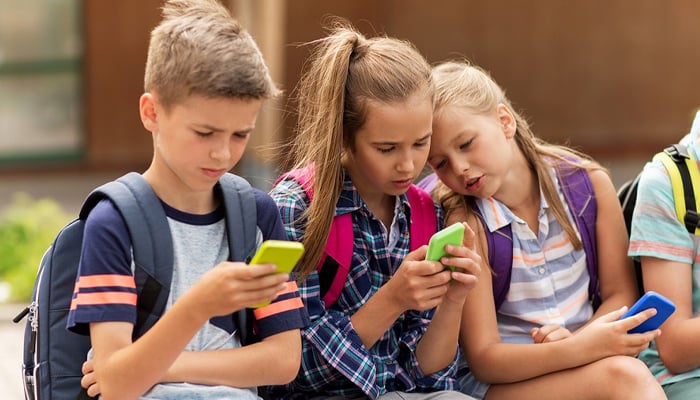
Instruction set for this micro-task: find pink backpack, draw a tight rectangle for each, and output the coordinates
[277,165,437,307]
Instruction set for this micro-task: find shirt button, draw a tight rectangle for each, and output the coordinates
[538,267,546,274]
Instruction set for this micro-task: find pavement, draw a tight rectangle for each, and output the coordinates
[1,303,29,400]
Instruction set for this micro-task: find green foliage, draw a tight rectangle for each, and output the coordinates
[0,193,71,302]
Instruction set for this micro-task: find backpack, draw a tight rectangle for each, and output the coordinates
[276,166,437,308]
[618,143,700,295]
[416,166,600,310]
[12,172,258,400]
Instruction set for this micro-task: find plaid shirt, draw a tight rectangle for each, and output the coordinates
[269,171,455,399]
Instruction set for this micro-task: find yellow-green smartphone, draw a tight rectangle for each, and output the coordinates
[426,223,465,270]
[249,240,304,308]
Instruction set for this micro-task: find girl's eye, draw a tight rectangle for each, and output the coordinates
[233,132,250,140]
[459,138,474,150]
[195,130,213,137]
[434,160,447,170]
[378,147,394,154]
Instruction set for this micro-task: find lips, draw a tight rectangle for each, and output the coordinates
[202,168,226,178]
[465,175,483,191]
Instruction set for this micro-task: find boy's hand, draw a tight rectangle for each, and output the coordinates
[81,359,100,397]
[186,261,289,318]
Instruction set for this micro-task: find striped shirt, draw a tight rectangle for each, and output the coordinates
[68,187,308,399]
[628,126,700,386]
[269,171,451,399]
[477,168,594,342]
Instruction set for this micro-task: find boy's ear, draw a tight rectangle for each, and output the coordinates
[496,103,517,138]
[139,93,158,132]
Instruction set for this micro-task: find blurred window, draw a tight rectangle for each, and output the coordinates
[0,0,82,163]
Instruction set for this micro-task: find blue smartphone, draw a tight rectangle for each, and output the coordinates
[426,223,465,270]
[621,291,676,334]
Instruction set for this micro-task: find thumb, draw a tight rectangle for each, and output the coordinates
[407,245,428,262]
[461,222,476,251]
[601,306,629,322]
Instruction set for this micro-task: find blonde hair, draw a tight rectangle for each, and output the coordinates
[286,18,433,278]
[433,60,605,250]
[144,0,279,111]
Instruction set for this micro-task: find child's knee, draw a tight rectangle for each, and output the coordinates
[600,356,655,389]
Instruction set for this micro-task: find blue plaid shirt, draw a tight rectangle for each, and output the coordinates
[268,171,455,399]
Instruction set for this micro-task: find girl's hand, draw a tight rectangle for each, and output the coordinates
[576,306,660,357]
[385,246,453,312]
[531,324,572,343]
[439,222,480,305]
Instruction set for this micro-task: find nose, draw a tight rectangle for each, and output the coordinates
[210,141,230,161]
[396,152,415,174]
[451,157,469,176]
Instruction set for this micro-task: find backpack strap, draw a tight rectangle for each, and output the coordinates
[81,172,174,339]
[218,173,258,346]
[406,185,438,249]
[655,144,700,235]
[485,166,600,310]
[219,173,258,262]
[557,167,600,310]
[276,168,438,308]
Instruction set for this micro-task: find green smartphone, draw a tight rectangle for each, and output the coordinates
[426,223,465,269]
[249,240,305,308]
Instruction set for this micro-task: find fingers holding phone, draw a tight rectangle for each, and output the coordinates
[621,291,676,334]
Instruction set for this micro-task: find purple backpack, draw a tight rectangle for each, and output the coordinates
[278,165,437,308]
[417,168,600,310]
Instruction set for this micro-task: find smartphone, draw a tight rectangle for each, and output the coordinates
[249,240,304,308]
[426,222,465,270]
[621,291,676,334]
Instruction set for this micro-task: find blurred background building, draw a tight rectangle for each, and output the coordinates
[2,0,700,212]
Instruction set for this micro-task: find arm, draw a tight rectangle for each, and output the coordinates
[628,155,700,373]
[640,256,700,373]
[457,211,657,384]
[90,261,290,400]
[162,329,301,386]
[415,222,480,374]
[586,168,639,319]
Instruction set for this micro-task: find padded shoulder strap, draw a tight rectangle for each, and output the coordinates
[486,166,600,310]
[473,203,513,310]
[81,172,173,336]
[218,173,258,346]
[406,185,437,249]
[655,144,700,235]
[557,166,600,309]
[219,173,258,262]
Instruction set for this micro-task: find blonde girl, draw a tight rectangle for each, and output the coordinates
[426,60,666,400]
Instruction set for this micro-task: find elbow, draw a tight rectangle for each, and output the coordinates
[660,349,696,375]
[657,341,698,375]
[272,336,302,384]
[276,355,301,385]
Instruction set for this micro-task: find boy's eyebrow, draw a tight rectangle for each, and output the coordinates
[194,123,256,134]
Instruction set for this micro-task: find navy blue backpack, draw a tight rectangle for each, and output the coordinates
[13,172,258,400]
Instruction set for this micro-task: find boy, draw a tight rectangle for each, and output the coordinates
[628,110,700,399]
[66,1,308,399]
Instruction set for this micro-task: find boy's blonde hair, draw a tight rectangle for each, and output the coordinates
[286,18,433,278]
[432,60,604,251]
[144,0,279,111]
